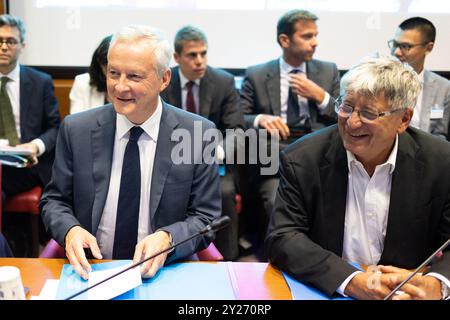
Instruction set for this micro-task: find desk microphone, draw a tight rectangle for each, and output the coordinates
[384,237,450,300]
[65,216,230,300]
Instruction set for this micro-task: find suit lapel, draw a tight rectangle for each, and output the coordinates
[199,67,214,118]
[265,60,281,116]
[306,61,319,121]
[168,67,182,108]
[91,106,116,234]
[149,103,178,222]
[19,66,32,138]
[380,132,424,263]
[321,128,349,256]
[421,70,436,118]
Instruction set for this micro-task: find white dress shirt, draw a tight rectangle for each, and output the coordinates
[337,135,450,297]
[179,69,200,114]
[1,64,45,154]
[96,98,162,259]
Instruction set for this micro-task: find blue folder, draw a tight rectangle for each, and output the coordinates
[56,261,236,300]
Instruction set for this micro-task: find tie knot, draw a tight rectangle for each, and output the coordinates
[289,69,301,75]
[186,81,195,90]
[1,77,10,89]
[129,126,144,142]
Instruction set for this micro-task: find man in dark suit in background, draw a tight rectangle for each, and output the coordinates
[161,26,244,261]
[266,55,450,300]
[0,232,13,257]
[41,25,221,280]
[0,14,60,256]
[0,14,60,198]
[239,10,340,256]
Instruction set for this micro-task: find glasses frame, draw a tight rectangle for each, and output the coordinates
[334,99,405,123]
[0,38,20,48]
[387,39,428,52]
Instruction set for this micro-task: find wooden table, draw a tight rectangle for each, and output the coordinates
[0,258,292,300]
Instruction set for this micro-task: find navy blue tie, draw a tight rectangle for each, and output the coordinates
[113,126,144,259]
[287,69,301,127]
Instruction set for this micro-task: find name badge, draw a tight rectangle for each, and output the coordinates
[430,105,444,120]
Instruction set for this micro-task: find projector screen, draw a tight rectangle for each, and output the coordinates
[8,0,450,71]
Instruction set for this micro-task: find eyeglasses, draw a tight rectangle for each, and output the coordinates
[0,38,20,48]
[335,99,405,123]
[387,39,427,52]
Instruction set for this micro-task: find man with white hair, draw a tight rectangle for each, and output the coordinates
[40,25,221,280]
[266,55,450,300]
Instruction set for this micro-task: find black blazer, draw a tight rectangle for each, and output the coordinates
[19,65,60,185]
[161,66,245,133]
[265,125,450,296]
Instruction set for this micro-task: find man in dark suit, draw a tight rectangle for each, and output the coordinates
[266,55,450,300]
[40,25,221,280]
[239,10,340,256]
[0,14,60,198]
[0,232,13,257]
[161,26,244,261]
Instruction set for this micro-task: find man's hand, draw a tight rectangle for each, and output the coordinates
[132,231,172,278]
[257,114,290,140]
[379,265,442,300]
[289,73,325,104]
[15,142,39,166]
[344,269,398,300]
[65,226,103,280]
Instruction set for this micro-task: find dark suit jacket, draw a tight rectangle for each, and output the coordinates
[240,59,340,130]
[40,102,221,262]
[265,125,450,296]
[0,232,13,257]
[19,65,60,185]
[161,66,244,133]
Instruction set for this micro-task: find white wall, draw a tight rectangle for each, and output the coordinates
[9,0,450,71]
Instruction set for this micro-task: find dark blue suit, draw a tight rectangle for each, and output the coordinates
[0,232,13,257]
[2,65,60,195]
[40,102,221,262]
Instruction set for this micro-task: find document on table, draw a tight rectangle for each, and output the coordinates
[56,261,141,300]
[87,263,142,300]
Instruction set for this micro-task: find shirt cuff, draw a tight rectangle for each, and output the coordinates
[32,138,46,157]
[336,270,362,297]
[253,114,263,129]
[317,92,330,111]
[426,272,450,300]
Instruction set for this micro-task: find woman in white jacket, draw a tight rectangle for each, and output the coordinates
[69,35,112,114]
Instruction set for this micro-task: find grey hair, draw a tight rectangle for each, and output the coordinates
[340,55,421,110]
[109,25,172,79]
[0,14,26,43]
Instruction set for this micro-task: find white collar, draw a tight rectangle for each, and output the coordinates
[279,57,306,74]
[178,68,201,88]
[346,134,399,175]
[0,63,20,81]
[116,97,163,142]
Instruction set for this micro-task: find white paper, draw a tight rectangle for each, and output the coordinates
[30,279,59,300]
[87,263,142,300]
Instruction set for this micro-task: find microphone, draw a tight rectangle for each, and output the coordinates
[65,216,230,300]
[384,237,450,300]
